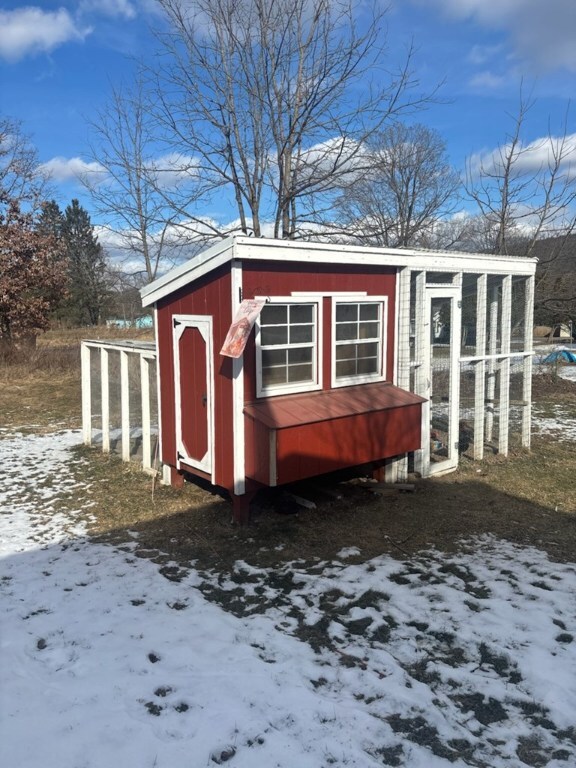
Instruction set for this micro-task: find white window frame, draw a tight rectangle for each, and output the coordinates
[255,296,323,398]
[331,295,388,388]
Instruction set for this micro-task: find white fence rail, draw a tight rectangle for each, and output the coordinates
[81,340,159,475]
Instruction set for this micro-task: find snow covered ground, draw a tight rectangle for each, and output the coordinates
[1,404,576,766]
[533,353,576,441]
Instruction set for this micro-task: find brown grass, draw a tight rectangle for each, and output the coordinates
[2,325,576,568]
[0,325,152,433]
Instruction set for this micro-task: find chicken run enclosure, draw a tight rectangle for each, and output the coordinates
[81,340,159,474]
[82,239,536,502]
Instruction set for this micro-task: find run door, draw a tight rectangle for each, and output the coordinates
[173,315,214,476]
[423,288,461,476]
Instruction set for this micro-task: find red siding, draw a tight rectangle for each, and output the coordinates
[245,402,422,486]
[241,261,397,402]
[244,383,423,485]
[275,404,422,484]
[157,265,235,491]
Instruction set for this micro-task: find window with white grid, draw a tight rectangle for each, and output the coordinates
[256,301,320,396]
[332,298,387,386]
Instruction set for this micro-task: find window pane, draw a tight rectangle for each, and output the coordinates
[262,349,286,367]
[288,347,312,364]
[261,326,288,346]
[291,305,313,323]
[288,363,313,382]
[358,357,378,374]
[336,359,357,378]
[360,304,379,320]
[290,324,313,343]
[336,322,358,341]
[262,366,287,387]
[359,321,379,339]
[357,342,378,359]
[336,304,358,322]
[335,343,357,361]
[261,305,287,325]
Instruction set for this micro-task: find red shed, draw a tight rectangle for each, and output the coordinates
[141,236,425,522]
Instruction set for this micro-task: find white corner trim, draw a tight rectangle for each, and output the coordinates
[231,260,246,496]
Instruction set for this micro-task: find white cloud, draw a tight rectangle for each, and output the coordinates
[469,71,508,90]
[0,8,91,63]
[469,133,576,179]
[467,44,504,66]
[39,156,108,182]
[144,152,201,188]
[79,0,137,20]
[419,0,576,72]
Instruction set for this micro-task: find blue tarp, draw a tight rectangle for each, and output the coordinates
[543,349,576,364]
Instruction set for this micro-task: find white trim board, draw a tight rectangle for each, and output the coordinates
[141,236,537,308]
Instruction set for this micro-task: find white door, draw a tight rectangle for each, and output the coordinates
[423,288,461,476]
[173,315,214,476]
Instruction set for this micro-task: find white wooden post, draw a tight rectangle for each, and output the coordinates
[522,275,535,449]
[231,259,246,496]
[81,342,92,445]
[101,347,110,453]
[474,274,487,459]
[141,354,152,472]
[498,275,512,455]
[413,271,428,476]
[120,350,130,462]
[395,267,412,481]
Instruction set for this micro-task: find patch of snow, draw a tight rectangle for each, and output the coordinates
[336,546,361,559]
[0,430,93,555]
[1,432,576,768]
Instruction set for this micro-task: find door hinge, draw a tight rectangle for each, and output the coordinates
[173,318,181,328]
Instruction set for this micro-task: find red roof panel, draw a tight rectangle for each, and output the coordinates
[244,382,426,429]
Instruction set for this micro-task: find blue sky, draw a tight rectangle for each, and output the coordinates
[1,0,575,235]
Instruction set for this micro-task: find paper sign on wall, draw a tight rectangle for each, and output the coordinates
[220,299,266,358]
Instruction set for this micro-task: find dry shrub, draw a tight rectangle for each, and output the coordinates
[0,340,80,375]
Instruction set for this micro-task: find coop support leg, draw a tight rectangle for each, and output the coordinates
[170,466,185,489]
[231,491,256,525]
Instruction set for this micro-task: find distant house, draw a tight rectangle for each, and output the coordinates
[106,316,153,330]
[137,237,537,522]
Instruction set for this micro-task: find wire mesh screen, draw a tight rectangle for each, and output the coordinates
[148,358,159,468]
[107,349,122,452]
[461,273,480,356]
[89,346,102,440]
[128,353,142,459]
[511,277,527,351]
[509,356,528,448]
[486,276,503,356]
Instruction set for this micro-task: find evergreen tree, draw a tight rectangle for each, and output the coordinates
[62,200,109,326]
[37,199,64,239]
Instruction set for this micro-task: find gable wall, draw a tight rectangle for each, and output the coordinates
[241,260,397,402]
[156,264,235,490]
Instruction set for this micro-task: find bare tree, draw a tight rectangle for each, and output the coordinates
[333,123,460,247]
[0,115,51,213]
[83,81,192,282]
[151,0,435,240]
[465,93,576,321]
[465,95,576,258]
